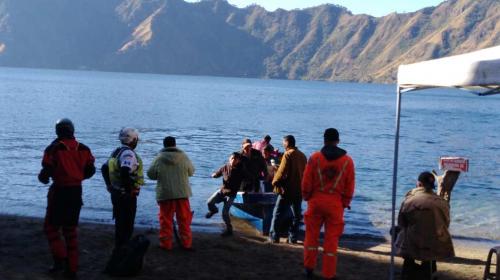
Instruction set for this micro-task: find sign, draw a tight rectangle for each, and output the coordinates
[439,157,469,172]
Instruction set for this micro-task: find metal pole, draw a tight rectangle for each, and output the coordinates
[390,86,403,280]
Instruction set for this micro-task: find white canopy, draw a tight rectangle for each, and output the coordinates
[397,45,500,92]
[389,45,500,280]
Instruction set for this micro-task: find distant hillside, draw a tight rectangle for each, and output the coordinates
[0,0,498,82]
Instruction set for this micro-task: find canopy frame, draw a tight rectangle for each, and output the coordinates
[389,46,500,280]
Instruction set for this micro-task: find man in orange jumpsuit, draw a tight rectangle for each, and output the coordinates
[301,128,355,280]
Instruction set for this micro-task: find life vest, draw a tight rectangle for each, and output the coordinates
[107,146,144,191]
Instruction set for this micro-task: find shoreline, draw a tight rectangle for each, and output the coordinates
[0,214,493,279]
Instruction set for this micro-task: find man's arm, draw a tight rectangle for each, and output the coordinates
[83,149,96,179]
[211,166,224,178]
[186,155,195,177]
[38,145,55,184]
[147,157,159,180]
[341,157,355,209]
[301,155,315,201]
[272,153,289,186]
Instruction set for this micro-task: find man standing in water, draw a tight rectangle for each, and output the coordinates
[147,136,195,250]
[301,128,355,280]
[38,118,95,278]
[269,135,307,244]
[103,128,144,249]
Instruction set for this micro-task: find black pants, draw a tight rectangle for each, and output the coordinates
[111,191,137,248]
[401,258,437,280]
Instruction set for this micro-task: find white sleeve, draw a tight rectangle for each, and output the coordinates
[119,149,138,172]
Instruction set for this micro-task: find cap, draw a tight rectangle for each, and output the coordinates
[55,118,74,138]
[119,127,139,145]
[242,138,252,145]
[324,128,339,142]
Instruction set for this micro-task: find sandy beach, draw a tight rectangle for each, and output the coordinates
[0,214,494,280]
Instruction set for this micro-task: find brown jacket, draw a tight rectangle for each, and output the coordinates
[395,187,455,261]
[272,147,307,202]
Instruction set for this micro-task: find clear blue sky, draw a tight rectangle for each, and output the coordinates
[185,0,445,17]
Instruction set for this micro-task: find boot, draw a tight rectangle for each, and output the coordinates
[220,228,233,237]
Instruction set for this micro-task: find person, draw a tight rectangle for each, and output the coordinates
[395,171,454,280]
[103,127,144,249]
[240,138,268,192]
[269,135,307,244]
[38,118,95,278]
[262,145,278,192]
[252,134,274,153]
[205,152,248,237]
[147,136,195,250]
[301,128,355,280]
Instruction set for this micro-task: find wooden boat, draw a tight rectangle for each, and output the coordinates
[230,191,277,235]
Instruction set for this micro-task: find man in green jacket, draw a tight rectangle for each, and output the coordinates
[147,136,195,250]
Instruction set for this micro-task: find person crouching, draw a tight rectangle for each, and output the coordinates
[205,152,247,237]
[395,171,454,280]
[147,136,195,251]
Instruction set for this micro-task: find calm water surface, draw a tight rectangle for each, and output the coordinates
[0,67,498,241]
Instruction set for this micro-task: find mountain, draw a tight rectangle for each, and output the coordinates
[0,0,498,82]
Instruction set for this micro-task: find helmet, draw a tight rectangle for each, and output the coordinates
[55,118,74,138]
[119,127,139,145]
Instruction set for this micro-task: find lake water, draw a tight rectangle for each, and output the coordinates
[0,67,498,241]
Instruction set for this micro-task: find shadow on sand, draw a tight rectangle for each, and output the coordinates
[0,214,486,280]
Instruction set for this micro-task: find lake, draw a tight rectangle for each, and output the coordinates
[0,67,498,241]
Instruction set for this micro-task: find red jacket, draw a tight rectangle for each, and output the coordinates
[302,145,355,208]
[39,138,95,186]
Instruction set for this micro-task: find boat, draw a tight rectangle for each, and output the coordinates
[230,191,278,236]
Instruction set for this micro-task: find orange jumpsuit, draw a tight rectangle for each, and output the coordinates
[158,199,193,250]
[301,149,355,279]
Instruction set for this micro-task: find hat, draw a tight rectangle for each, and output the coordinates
[242,142,252,149]
[324,128,339,142]
[55,118,74,138]
[418,171,436,189]
[119,127,139,145]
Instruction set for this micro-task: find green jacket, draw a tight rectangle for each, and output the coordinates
[147,147,195,201]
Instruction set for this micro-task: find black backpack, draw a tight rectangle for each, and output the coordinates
[104,234,150,277]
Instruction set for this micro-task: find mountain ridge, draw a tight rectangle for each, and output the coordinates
[0,0,498,82]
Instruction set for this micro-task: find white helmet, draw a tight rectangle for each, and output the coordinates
[119,127,139,145]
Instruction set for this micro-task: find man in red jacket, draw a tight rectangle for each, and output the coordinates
[301,128,355,280]
[38,119,95,279]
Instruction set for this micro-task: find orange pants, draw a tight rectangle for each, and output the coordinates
[304,194,344,279]
[158,199,193,250]
[44,220,78,273]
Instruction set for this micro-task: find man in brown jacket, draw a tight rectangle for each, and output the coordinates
[396,171,455,280]
[269,135,307,243]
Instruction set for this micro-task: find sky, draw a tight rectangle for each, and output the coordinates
[185,0,445,17]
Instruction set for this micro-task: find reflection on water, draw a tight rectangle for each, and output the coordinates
[0,67,498,241]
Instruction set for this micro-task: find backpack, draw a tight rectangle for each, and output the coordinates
[104,234,150,277]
